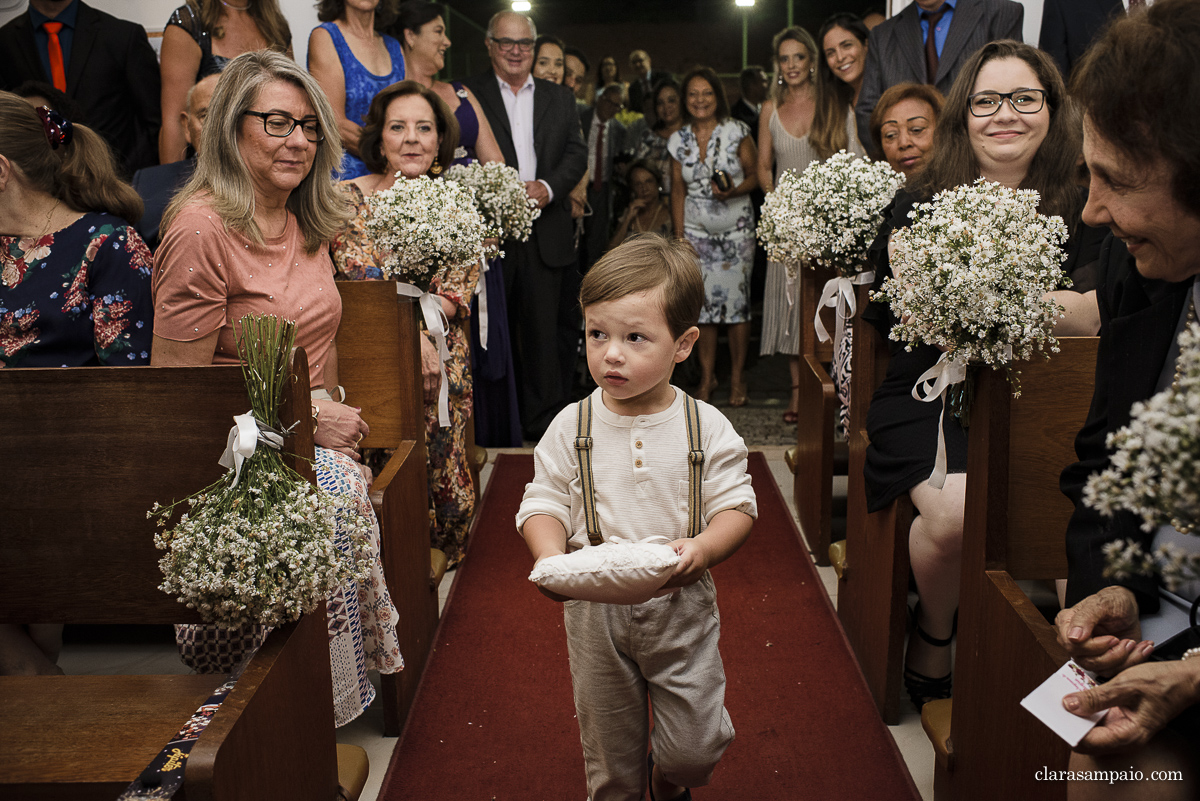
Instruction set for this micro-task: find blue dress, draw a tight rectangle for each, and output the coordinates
[312,22,405,180]
[0,213,153,368]
[450,81,522,447]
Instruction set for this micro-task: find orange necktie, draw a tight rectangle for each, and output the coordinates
[43,21,66,92]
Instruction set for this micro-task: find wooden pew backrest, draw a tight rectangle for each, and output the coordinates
[0,351,338,801]
[1,356,312,625]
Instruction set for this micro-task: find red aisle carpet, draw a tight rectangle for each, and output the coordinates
[380,452,920,800]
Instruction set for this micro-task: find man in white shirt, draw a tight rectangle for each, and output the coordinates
[466,12,588,440]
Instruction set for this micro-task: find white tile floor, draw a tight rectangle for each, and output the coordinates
[56,446,934,800]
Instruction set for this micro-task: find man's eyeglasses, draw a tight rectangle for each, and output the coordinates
[967,89,1047,117]
[243,111,324,142]
[489,36,536,52]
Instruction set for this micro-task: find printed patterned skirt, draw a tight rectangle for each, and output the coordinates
[175,447,403,728]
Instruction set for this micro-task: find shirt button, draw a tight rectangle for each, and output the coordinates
[635,459,643,468]
[635,440,643,448]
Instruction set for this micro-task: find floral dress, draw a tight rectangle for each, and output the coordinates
[668,119,755,324]
[1,212,153,367]
[331,182,480,568]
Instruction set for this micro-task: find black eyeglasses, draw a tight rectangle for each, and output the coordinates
[489,36,536,52]
[968,89,1047,117]
[243,111,324,142]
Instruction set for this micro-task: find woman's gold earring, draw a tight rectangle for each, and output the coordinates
[430,156,443,175]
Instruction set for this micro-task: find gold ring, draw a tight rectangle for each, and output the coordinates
[354,433,363,447]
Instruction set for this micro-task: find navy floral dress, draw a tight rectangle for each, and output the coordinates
[1,212,153,367]
[668,118,756,324]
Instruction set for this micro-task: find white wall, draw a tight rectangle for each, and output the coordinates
[0,0,320,66]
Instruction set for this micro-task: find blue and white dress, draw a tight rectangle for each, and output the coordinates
[668,118,755,325]
[311,22,405,179]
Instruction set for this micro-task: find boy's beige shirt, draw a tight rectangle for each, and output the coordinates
[517,387,757,551]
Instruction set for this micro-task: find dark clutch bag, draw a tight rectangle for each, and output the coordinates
[712,169,732,192]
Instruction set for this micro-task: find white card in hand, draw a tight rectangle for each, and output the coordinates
[1020,660,1108,747]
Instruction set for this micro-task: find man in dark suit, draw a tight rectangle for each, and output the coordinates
[131,73,219,251]
[1038,0,1124,80]
[578,84,626,271]
[627,49,671,119]
[854,0,1023,153]
[465,11,587,440]
[0,0,160,177]
[731,66,767,143]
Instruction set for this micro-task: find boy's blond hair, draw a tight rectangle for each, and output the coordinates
[579,234,704,340]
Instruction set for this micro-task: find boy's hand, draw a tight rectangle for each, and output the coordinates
[662,538,710,589]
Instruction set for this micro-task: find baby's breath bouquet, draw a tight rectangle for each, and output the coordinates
[877,178,1070,388]
[151,314,373,628]
[364,174,487,291]
[757,150,904,282]
[875,179,1069,488]
[1086,322,1200,590]
[444,161,540,254]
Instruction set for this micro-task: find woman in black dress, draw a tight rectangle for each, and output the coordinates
[862,40,1106,708]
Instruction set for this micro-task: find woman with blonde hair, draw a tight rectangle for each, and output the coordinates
[153,51,402,727]
[158,0,293,164]
[757,25,866,424]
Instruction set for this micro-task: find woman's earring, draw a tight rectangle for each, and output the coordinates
[777,73,784,85]
[810,67,815,76]
[430,156,443,175]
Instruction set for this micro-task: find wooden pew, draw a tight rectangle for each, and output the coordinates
[791,262,841,566]
[0,352,339,801]
[335,280,440,737]
[836,285,913,724]
[924,337,1098,800]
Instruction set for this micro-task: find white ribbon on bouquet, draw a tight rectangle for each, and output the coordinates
[474,253,490,350]
[814,271,875,355]
[911,352,969,490]
[219,412,284,485]
[397,282,452,427]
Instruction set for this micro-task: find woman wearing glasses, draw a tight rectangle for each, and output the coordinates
[860,40,1104,710]
[151,51,403,727]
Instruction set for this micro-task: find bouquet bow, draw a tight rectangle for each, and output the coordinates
[397,282,452,427]
[815,270,874,353]
[911,353,970,490]
[219,412,284,485]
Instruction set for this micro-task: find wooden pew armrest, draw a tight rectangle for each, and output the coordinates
[188,608,338,800]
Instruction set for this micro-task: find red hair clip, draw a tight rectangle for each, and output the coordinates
[35,105,73,150]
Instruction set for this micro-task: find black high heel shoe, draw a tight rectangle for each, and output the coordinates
[903,607,954,709]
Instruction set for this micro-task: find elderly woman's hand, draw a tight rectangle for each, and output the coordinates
[1055,586,1155,676]
[421,332,442,403]
[312,399,370,462]
[1063,659,1200,754]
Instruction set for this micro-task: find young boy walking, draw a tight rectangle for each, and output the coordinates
[518,234,757,801]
